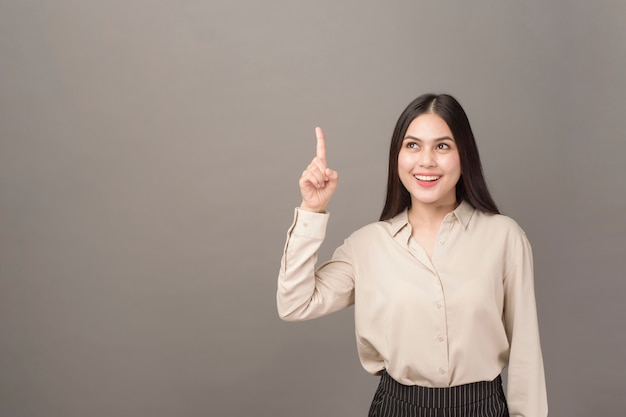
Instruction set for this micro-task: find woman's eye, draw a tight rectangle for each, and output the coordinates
[437,143,450,150]
[407,142,419,149]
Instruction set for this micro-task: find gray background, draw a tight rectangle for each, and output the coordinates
[1,1,625,416]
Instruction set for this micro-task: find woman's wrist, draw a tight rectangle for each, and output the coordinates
[299,202,327,213]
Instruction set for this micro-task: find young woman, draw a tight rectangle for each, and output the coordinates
[277,94,547,417]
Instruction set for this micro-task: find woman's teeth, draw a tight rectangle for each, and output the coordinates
[415,175,440,181]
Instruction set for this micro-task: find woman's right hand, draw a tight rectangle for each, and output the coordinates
[298,127,338,213]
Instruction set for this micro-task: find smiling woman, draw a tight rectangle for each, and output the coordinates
[380,94,500,221]
[397,113,462,212]
[276,93,547,417]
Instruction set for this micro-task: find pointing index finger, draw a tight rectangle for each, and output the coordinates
[315,126,326,161]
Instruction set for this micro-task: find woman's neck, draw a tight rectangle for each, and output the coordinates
[408,200,458,228]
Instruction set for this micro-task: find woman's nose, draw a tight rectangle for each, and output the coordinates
[418,149,436,167]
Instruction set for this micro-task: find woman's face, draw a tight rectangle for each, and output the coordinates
[398,113,461,209]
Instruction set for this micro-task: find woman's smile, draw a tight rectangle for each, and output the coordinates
[398,113,461,207]
[414,174,442,187]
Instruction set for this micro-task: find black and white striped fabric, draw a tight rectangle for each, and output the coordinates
[368,371,509,417]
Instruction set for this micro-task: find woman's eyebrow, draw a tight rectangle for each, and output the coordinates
[403,135,454,142]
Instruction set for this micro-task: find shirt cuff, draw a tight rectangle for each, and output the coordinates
[288,207,330,239]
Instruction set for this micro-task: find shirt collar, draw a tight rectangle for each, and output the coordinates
[387,200,476,236]
[453,200,475,229]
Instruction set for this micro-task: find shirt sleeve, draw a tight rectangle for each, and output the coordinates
[276,208,355,321]
[503,229,548,417]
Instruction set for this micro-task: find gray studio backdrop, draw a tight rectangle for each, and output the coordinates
[1,1,625,416]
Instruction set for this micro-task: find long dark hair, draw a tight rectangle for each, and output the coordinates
[379,93,499,220]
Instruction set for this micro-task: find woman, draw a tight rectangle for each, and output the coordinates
[277,93,547,417]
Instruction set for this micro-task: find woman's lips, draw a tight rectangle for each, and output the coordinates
[414,174,441,187]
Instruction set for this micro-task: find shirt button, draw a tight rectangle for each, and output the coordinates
[436,302,442,309]
[439,368,446,374]
[302,222,309,227]
[438,336,444,342]
[439,240,445,245]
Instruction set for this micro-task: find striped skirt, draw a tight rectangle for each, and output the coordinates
[368,371,509,417]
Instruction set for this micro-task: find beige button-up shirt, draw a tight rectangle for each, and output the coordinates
[277,201,547,417]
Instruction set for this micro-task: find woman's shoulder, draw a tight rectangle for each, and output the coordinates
[478,210,522,226]
[346,213,405,241]
[350,219,392,237]
[472,210,528,240]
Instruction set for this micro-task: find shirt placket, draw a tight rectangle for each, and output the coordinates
[405,216,455,386]
[430,216,455,385]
